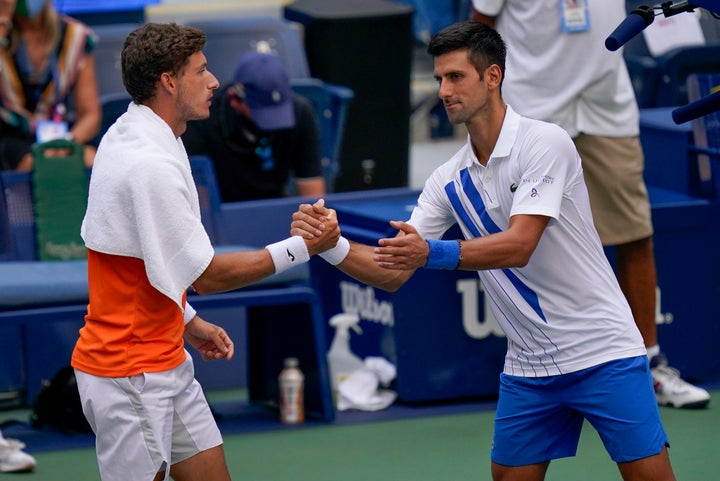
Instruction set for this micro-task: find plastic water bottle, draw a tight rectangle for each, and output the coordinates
[279,357,305,424]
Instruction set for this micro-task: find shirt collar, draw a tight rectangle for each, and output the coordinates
[489,104,520,161]
[460,104,521,170]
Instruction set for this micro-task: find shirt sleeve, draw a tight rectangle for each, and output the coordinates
[409,167,458,240]
[509,123,578,220]
[472,0,506,16]
[183,301,197,325]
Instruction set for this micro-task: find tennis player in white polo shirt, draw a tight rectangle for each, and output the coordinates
[293,21,678,481]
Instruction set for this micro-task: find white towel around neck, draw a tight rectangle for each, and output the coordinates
[82,102,214,307]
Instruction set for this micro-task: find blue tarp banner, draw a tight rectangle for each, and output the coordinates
[390,0,470,43]
[53,0,159,14]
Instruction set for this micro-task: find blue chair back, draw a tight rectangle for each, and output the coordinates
[0,173,13,260]
[686,73,720,197]
[0,172,36,260]
[185,16,354,192]
[93,92,132,146]
[189,155,224,244]
[92,23,141,96]
[291,78,354,192]
[655,44,720,107]
[623,1,720,108]
[186,17,311,85]
[1,157,226,261]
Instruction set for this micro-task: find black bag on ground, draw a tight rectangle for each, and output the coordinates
[30,366,93,434]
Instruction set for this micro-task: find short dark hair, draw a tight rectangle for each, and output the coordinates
[427,21,506,82]
[121,22,207,104]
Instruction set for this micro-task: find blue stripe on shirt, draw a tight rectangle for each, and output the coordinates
[446,169,547,323]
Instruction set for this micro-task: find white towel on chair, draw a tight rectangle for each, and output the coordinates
[82,102,214,308]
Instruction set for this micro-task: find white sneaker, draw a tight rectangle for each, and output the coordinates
[0,432,36,473]
[651,354,711,409]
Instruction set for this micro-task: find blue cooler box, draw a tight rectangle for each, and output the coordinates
[311,189,507,403]
[642,187,720,383]
[311,187,720,403]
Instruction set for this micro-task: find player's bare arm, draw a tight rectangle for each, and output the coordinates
[375,214,550,272]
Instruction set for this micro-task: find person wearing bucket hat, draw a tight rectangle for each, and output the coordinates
[233,51,295,131]
[183,51,325,201]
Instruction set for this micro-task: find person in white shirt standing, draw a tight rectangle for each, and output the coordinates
[470,0,710,409]
[293,20,678,481]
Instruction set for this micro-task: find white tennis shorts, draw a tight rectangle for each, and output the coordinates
[74,352,222,481]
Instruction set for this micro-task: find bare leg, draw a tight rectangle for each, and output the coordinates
[491,461,549,481]
[169,445,232,481]
[615,236,657,347]
[617,445,676,481]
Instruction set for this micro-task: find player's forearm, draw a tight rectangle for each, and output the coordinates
[192,250,276,294]
[336,241,412,292]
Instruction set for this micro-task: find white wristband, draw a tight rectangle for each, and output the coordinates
[319,236,350,265]
[183,301,197,325]
[265,235,310,274]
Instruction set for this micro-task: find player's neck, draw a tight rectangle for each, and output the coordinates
[468,100,506,166]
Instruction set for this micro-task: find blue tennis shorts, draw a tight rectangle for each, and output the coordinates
[491,356,669,466]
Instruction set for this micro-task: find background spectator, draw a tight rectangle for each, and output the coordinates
[0,0,100,171]
[183,51,325,201]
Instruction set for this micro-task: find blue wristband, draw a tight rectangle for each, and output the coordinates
[425,239,461,270]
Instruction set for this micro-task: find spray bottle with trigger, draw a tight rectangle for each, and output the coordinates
[326,313,364,403]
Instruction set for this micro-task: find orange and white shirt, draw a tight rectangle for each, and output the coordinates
[73,102,214,377]
[72,250,188,377]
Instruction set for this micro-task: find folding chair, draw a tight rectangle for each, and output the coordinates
[291,78,354,192]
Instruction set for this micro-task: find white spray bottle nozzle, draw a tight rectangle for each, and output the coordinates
[329,313,362,335]
[327,313,365,397]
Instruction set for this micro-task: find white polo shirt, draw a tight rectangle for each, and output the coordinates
[409,106,645,377]
[472,0,639,137]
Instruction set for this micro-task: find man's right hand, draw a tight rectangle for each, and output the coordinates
[295,199,341,255]
[292,198,332,238]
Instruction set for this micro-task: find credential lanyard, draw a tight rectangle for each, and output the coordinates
[560,0,591,33]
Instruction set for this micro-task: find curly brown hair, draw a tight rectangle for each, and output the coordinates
[121,22,206,104]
